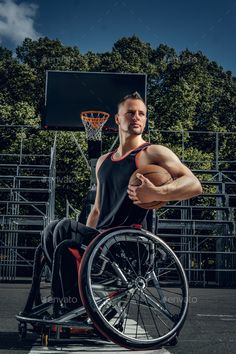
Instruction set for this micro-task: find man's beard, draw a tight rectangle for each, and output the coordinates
[128,126,143,135]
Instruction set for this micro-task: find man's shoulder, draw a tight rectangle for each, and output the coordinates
[96,151,112,171]
[146,144,172,155]
[143,144,177,165]
[99,151,112,162]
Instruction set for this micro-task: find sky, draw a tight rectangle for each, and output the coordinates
[0,0,235,75]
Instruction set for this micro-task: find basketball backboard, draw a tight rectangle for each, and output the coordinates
[42,71,147,132]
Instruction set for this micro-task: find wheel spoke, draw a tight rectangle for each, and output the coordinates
[112,289,137,328]
[116,235,138,278]
[145,287,182,310]
[141,289,161,337]
[134,290,150,339]
[140,290,174,322]
[140,291,172,330]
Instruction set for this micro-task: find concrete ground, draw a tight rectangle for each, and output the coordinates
[0,283,236,354]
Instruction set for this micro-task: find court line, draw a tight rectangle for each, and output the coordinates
[27,318,172,353]
[197,314,236,318]
[29,341,172,354]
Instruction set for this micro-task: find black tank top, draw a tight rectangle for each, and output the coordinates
[96,142,151,230]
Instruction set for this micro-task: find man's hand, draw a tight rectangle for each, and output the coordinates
[127,173,161,205]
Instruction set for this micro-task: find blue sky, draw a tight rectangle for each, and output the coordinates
[0,0,235,75]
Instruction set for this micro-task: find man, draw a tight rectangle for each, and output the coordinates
[86,91,202,229]
[42,91,202,308]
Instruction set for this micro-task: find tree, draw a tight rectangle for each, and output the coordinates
[1,35,236,215]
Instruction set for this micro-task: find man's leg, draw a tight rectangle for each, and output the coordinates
[52,218,99,248]
[52,218,99,310]
[41,220,59,268]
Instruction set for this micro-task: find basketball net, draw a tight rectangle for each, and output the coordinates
[81,111,110,141]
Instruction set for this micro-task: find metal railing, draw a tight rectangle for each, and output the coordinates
[0,125,56,280]
[149,130,236,169]
[48,133,57,222]
[153,166,236,287]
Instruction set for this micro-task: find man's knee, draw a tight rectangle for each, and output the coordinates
[53,218,72,248]
[41,219,59,265]
[42,220,59,245]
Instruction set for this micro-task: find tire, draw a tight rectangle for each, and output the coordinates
[79,226,188,350]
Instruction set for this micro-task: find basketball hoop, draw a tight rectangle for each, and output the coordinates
[81,111,110,141]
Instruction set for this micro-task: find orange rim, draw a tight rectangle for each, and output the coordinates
[81,111,110,129]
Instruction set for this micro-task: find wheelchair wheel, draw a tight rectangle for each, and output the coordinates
[79,227,189,350]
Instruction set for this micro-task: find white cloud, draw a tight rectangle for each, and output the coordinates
[0,0,40,45]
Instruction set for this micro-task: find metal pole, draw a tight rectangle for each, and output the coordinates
[109,136,119,152]
[182,130,184,162]
[72,133,91,171]
[20,127,24,165]
[49,133,57,222]
[66,199,69,218]
[215,132,219,170]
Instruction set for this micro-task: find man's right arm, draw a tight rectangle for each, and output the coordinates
[86,153,109,228]
[86,204,100,228]
[86,176,100,228]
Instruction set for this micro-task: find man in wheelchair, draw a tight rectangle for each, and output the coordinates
[18,92,202,349]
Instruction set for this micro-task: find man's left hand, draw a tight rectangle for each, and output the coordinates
[127,173,160,205]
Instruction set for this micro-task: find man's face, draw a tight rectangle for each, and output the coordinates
[115,99,147,135]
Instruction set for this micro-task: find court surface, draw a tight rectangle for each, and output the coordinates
[0,284,236,354]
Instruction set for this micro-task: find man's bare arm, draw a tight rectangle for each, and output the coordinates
[86,153,110,228]
[86,204,100,228]
[127,145,202,204]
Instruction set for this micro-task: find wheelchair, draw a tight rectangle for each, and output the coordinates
[16,225,189,350]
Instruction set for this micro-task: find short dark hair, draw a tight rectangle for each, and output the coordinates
[117,91,145,111]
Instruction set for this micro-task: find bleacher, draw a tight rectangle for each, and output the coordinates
[156,169,236,287]
[0,126,56,281]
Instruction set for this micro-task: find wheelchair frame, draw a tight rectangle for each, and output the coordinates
[16,225,189,350]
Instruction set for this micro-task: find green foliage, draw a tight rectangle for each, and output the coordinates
[55,131,90,217]
[0,36,236,216]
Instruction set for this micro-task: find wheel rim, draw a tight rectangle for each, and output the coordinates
[83,229,188,345]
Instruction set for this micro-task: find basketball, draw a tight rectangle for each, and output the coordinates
[129,165,173,209]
